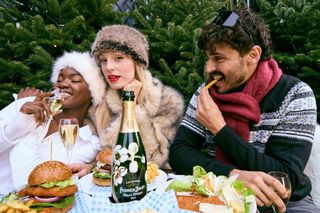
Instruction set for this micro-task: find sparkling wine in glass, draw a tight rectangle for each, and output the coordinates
[45,89,64,119]
[49,96,63,116]
[59,118,79,164]
[268,171,292,213]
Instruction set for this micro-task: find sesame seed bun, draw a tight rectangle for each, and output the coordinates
[28,161,73,186]
[96,148,112,164]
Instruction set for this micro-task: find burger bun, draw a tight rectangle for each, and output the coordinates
[96,148,112,164]
[92,175,111,186]
[28,161,72,186]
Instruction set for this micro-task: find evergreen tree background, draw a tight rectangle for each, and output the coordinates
[0,0,319,121]
[0,0,122,107]
[257,0,320,121]
[131,0,224,104]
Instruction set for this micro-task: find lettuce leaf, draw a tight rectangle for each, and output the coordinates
[40,177,75,188]
[0,192,19,203]
[193,166,207,178]
[30,195,74,210]
[232,180,255,213]
[232,180,254,197]
[92,168,112,179]
[165,179,193,192]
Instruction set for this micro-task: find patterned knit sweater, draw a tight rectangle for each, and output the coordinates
[169,74,317,201]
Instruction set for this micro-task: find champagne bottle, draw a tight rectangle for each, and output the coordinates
[111,90,147,203]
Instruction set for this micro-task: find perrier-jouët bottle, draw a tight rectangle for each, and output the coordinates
[111,90,147,203]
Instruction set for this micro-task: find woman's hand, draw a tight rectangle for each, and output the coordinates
[230,169,288,212]
[124,79,143,104]
[196,87,226,134]
[69,163,94,178]
[20,92,53,126]
[18,87,41,99]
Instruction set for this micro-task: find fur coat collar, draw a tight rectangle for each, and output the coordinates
[89,70,184,168]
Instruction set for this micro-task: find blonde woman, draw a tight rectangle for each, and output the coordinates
[89,25,184,169]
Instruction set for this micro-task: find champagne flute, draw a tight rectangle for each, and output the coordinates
[268,171,292,213]
[59,118,79,164]
[45,88,64,119]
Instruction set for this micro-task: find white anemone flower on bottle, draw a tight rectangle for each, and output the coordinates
[114,145,129,165]
[113,166,128,186]
[128,143,139,173]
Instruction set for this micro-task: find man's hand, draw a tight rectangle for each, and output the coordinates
[69,163,94,178]
[124,79,143,104]
[18,87,41,99]
[196,87,226,134]
[230,169,288,212]
[20,92,53,126]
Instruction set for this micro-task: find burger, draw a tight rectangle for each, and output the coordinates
[92,148,112,186]
[18,161,77,213]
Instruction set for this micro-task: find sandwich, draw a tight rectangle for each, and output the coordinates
[18,160,77,213]
[92,148,112,186]
[166,166,256,213]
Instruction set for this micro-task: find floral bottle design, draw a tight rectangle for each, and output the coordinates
[111,91,147,203]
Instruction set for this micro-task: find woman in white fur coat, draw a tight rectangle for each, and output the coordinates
[89,25,184,168]
[0,51,106,194]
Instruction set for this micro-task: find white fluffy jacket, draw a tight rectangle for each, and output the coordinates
[88,71,184,168]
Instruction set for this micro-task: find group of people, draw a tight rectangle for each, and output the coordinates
[0,6,318,213]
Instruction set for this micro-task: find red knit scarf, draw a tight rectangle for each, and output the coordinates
[209,58,282,165]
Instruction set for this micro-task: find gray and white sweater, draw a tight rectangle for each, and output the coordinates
[169,74,317,201]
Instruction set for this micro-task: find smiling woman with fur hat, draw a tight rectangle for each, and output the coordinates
[89,25,184,168]
[0,51,106,194]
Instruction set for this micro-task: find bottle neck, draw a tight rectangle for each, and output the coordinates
[119,100,139,133]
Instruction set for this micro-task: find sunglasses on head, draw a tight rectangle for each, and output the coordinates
[212,9,256,45]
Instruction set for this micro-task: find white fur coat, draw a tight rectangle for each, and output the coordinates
[304,124,320,208]
[89,71,184,168]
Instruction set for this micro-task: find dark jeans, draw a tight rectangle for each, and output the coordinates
[258,195,319,213]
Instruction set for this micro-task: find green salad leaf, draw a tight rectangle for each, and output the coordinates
[165,179,193,192]
[0,192,19,203]
[165,166,256,213]
[92,168,112,179]
[30,195,74,209]
[232,180,255,213]
[40,177,75,188]
[193,166,207,178]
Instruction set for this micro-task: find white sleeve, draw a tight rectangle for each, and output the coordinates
[72,126,102,163]
[0,97,37,153]
[9,135,43,191]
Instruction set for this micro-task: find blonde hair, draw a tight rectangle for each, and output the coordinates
[94,61,147,132]
[134,63,146,104]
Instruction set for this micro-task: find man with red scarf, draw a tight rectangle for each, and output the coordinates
[169,6,319,213]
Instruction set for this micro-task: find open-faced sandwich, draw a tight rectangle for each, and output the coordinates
[18,160,77,213]
[166,166,256,213]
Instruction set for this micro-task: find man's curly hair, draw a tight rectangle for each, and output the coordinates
[198,6,272,61]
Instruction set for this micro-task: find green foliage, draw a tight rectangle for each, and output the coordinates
[258,0,320,120]
[0,0,319,122]
[131,0,224,104]
[0,0,121,108]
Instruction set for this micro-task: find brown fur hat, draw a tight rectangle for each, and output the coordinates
[91,25,149,68]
